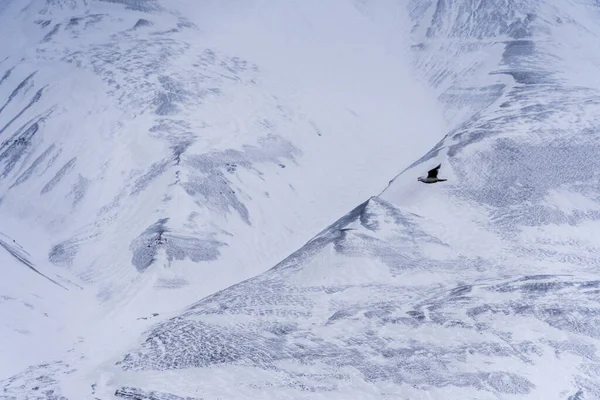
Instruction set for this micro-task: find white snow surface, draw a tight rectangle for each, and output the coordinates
[0,0,442,384]
[2,0,600,399]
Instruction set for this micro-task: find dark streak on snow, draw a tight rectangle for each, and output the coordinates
[0,234,67,289]
[41,23,61,43]
[35,19,52,28]
[41,157,76,194]
[0,118,42,178]
[115,386,201,400]
[154,277,189,289]
[130,159,170,195]
[0,86,47,136]
[10,144,57,188]
[0,66,13,87]
[0,72,37,118]
[69,174,89,207]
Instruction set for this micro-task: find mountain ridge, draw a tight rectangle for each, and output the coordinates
[4,0,600,398]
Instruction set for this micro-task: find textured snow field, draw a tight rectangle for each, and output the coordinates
[1,0,443,386]
[3,0,600,399]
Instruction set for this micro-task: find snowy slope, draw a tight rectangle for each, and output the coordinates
[0,0,445,384]
[24,0,600,399]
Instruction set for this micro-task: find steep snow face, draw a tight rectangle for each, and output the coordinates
[104,199,600,399]
[42,0,600,399]
[0,0,445,381]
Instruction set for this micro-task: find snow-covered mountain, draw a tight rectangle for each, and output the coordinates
[3,0,600,398]
[0,0,443,385]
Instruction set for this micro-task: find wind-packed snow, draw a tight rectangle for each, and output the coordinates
[3,0,600,399]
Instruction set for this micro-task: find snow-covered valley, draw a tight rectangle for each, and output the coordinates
[2,0,600,399]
